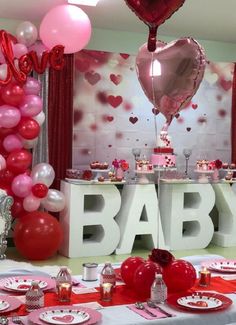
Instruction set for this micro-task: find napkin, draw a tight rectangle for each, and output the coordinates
[128,303,174,320]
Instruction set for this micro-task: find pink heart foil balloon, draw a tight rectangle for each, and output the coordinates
[136,38,206,124]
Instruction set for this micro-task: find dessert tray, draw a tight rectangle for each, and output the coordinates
[39,309,90,325]
[202,259,236,273]
[167,291,232,313]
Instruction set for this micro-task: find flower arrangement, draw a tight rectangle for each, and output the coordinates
[112,159,129,171]
[214,159,223,169]
[148,248,175,267]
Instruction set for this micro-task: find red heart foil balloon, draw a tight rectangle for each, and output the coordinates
[136,38,206,124]
[124,0,185,51]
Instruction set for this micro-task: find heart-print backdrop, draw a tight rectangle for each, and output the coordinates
[73,47,233,177]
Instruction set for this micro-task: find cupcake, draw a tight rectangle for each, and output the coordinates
[222,163,229,169]
[90,161,99,169]
[230,163,236,169]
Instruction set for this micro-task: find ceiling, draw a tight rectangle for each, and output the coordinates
[0,0,236,43]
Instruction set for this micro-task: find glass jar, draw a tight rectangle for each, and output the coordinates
[56,267,72,302]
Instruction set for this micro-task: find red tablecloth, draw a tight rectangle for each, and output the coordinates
[3,276,236,317]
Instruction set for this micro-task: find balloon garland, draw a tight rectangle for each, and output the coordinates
[0,5,92,259]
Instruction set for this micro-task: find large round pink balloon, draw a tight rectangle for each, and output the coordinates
[39,4,92,54]
[136,38,206,124]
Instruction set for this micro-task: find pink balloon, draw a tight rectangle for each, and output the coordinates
[13,43,28,58]
[23,77,41,95]
[28,41,49,59]
[0,154,6,170]
[39,4,91,54]
[0,105,21,128]
[3,134,23,152]
[23,193,41,212]
[136,38,206,124]
[11,174,33,198]
[19,95,43,117]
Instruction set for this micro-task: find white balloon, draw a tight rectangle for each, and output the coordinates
[41,189,66,212]
[22,137,38,149]
[16,21,38,47]
[33,111,45,126]
[31,163,55,187]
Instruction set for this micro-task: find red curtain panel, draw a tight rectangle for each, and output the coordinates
[48,54,74,190]
[231,63,236,164]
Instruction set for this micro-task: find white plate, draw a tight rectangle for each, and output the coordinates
[209,260,236,273]
[4,279,48,292]
[39,309,90,325]
[177,294,222,310]
[0,300,10,311]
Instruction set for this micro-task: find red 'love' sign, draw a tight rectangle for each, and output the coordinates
[0,30,65,86]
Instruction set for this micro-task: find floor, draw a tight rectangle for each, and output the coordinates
[6,243,236,275]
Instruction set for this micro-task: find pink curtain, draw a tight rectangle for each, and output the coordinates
[48,54,74,190]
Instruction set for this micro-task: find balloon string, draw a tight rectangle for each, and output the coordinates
[151,52,158,142]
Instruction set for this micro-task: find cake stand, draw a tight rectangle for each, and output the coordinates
[90,169,110,180]
[135,170,154,184]
[194,169,214,183]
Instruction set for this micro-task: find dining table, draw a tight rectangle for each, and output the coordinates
[1,255,236,325]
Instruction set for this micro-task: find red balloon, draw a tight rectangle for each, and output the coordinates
[6,149,32,174]
[124,0,185,51]
[17,117,40,140]
[133,261,162,298]
[0,127,16,139]
[136,38,206,125]
[11,196,25,218]
[1,82,25,106]
[32,183,48,198]
[120,256,145,287]
[13,211,63,260]
[0,168,15,185]
[162,259,196,293]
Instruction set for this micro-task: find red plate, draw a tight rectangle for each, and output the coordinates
[167,291,232,313]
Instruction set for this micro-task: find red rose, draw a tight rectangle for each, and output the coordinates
[214,159,222,169]
[82,170,93,180]
[149,248,175,267]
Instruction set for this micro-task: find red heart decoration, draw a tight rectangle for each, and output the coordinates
[219,78,232,91]
[188,301,208,308]
[84,71,101,85]
[124,0,185,51]
[110,74,122,85]
[107,95,123,108]
[129,116,138,124]
[17,284,31,289]
[136,38,206,125]
[52,315,74,323]
[192,104,198,110]
[120,53,130,60]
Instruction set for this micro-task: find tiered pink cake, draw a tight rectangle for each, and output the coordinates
[151,132,176,167]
